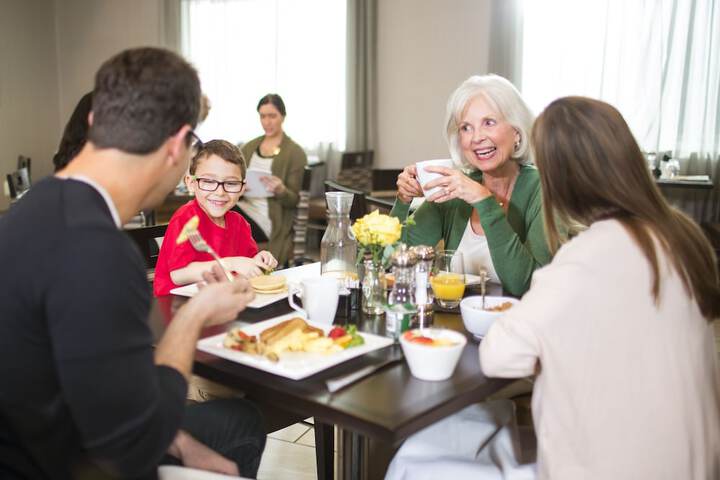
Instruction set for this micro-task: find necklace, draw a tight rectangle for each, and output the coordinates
[483,174,517,208]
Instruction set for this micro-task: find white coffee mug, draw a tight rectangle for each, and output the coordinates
[415,159,454,198]
[288,277,340,324]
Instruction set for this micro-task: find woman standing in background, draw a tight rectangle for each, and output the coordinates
[237,94,307,266]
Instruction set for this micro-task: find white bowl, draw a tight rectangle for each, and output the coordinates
[399,328,467,381]
[460,295,520,339]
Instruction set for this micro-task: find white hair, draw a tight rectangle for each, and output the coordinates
[444,74,535,170]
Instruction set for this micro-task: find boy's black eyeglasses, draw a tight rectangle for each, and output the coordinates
[193,177,246,193]
[188,130,204,157]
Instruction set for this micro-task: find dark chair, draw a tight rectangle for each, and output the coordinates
[290,167,316,266]
[372,168,402,192]
[336,150,374,192]
[6,167,31,200]
[124,224,168,281]
[324,180,367,221]
[17,156,31,183]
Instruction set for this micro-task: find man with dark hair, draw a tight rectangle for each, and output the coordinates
[0,47,265,479]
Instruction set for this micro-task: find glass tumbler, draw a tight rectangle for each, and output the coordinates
[430,250,465,309]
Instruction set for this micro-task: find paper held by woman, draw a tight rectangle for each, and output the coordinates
[170,262,321,309]
[242,168,275,198]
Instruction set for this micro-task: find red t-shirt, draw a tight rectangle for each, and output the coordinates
[153,200,258,296]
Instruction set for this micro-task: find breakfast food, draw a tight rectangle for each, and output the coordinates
[249,274,287,294]
[223,318,365,362]
[176,215,200,244]
[403,330,459,347]
[485,301,513,312]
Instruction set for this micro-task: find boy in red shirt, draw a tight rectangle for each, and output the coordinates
[154,139,277,296]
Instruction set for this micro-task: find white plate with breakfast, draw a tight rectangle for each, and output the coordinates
[196,313,394,380]
[170,262,321,309]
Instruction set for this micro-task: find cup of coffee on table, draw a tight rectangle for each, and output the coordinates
[415,159,454,198]
[288,277,340,324]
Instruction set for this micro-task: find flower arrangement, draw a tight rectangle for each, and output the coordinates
[351,210,411,266]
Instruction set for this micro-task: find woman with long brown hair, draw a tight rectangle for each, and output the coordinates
[480,97,720,479]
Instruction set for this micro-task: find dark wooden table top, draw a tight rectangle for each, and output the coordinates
[656,178,714,190]
[149,295,511,446]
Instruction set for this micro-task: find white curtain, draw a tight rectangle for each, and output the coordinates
[522,0,720,222]
[180,0,346,152]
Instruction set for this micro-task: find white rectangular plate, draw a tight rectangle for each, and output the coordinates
[170,262,321,309]
[196,313,394,380]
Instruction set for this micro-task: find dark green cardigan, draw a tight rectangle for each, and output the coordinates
[390,165,552,296]
[242,134,307,265]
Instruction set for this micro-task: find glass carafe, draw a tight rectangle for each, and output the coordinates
[320,192,358,287]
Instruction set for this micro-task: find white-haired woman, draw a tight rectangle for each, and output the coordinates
[392,74,551,296]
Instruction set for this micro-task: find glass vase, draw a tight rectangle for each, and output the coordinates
[362,259,386,315]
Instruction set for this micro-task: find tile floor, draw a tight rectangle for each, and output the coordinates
[257,421,319,480]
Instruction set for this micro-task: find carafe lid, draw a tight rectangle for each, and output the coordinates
[325,191,354,215]
[390,243,417,267]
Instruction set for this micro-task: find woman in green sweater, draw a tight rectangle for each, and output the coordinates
[391,75,551,296]
[238,94,307,266]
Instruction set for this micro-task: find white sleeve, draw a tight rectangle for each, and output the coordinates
[480,256,586,378]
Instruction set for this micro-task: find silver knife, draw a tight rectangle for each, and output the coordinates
[326,357,402,393]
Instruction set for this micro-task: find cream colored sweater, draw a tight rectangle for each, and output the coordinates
[481,219,720,480]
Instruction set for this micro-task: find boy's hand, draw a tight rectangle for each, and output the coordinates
[191,265,254,326]
[227,256,267,278]
[254,250,278,272]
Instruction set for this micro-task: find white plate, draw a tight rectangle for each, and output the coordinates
[196,313,394,380]
[170,262,321,309]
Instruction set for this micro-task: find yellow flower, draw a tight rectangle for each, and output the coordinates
[352,210,402,247]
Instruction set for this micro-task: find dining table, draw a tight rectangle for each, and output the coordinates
[150,289,513,480]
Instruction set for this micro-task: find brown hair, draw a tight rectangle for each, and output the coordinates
[532,96,720,320]
[90,48,200,154]
[189,139,247,177]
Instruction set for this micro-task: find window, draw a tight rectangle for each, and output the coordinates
[521,0,719,158]
[181,0,346,149]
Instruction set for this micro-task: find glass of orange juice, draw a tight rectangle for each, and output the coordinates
[430,250,465,309]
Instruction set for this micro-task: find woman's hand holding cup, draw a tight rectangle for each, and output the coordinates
[424,166,492,204]
[396,165,423,203]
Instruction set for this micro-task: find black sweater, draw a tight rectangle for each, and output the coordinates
[0,178,186,479]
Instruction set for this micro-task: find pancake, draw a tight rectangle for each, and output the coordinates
[250,274,286,292]
[254,285,288,295]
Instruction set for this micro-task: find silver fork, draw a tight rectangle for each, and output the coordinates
[187,230,235,282]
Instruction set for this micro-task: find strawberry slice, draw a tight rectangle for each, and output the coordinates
[328,326,347,339]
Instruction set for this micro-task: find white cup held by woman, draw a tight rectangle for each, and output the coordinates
[415,159,454,198]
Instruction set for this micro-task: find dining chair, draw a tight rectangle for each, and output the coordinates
[324,180,367,221]
[124,224,168,281]
[290,167,316,266]
[6,166,31,200]
[17,155,31,183]
[336,150,374,192]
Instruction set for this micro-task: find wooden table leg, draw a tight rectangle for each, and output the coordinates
[315,421,334,480]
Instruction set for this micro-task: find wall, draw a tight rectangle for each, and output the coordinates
[54,0,168,125]
[376,0,491,169]
[0,0,60,210]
